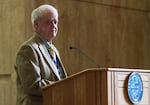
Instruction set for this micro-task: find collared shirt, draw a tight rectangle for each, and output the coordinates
[37,33,57,62]
[36,33,52,49]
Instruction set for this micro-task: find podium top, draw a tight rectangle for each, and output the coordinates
[42,67,150,90]
[107,68,150,72]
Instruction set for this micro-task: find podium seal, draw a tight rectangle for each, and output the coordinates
[128,72,143,104]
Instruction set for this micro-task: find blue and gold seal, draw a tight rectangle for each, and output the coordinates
[128,72,143,104]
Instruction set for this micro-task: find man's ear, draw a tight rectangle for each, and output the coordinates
[34,20,38,29]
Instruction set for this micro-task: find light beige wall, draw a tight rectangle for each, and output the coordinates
[0,0,25,74]
[23,0,150,75]
[0,0,150,104]
[0,0,25,105]
[26,0,150,75]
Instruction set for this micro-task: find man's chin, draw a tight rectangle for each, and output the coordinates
[49,34,57,40]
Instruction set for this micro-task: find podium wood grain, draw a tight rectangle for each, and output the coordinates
[42,68,150,105]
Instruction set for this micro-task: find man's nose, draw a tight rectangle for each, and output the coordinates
[51,22,56,28]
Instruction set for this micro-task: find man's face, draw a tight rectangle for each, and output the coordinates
[35,10,58,41]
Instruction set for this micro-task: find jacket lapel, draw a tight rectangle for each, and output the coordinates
[34,35,61,80]
[39,44,61,80]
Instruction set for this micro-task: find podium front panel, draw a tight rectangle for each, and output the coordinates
[42,68,150,105]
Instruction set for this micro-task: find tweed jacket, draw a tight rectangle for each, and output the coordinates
[15,33,67,105]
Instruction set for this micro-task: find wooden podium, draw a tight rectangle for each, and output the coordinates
[42,68,150,105]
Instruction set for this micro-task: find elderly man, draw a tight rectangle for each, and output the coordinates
[15,4,67,105]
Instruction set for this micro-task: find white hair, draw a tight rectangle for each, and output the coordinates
[31,4,58,28]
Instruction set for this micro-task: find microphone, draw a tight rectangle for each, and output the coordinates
[69,46,100,68]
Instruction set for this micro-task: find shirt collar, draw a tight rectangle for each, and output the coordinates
[36,32,52,49]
